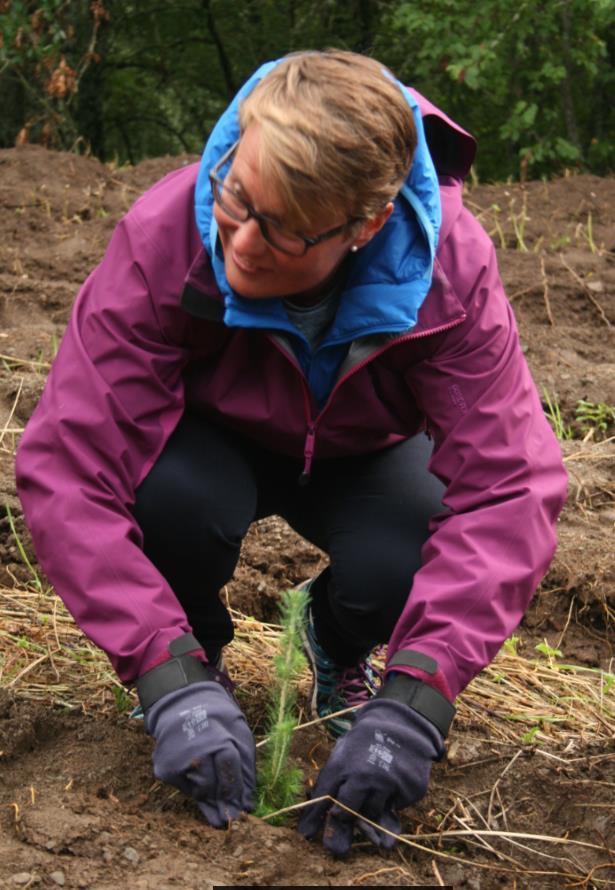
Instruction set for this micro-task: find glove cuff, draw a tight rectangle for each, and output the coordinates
[136,633,233,710]
[376,671,456,738]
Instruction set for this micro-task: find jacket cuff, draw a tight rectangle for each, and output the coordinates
[384,648,454,702]
[138,641,208,677]
[136,633,231,710]
[376,672,456,738]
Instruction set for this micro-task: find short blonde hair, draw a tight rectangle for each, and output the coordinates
[238,50,416,231]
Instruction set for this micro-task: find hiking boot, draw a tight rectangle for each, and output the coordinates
[299,579,381,738]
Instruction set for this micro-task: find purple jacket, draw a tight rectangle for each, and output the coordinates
[15,94,567,699]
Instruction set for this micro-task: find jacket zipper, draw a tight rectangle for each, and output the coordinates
[299,423,316,485]
[269,315,466,482]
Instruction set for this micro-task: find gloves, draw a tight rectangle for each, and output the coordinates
[298,697,444,856]
[144,680,256,827]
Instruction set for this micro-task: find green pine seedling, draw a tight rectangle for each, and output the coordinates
[255,587,309,824]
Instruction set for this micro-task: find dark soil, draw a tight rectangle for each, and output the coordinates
[0,146,613,889]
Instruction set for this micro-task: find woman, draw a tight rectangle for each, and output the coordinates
[16,50,567,855]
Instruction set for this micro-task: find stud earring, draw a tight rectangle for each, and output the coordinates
[350,245,359,253]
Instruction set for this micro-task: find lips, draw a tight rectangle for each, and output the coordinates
[232,251,264,274]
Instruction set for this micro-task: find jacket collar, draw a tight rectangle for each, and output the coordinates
[193,60,474,345]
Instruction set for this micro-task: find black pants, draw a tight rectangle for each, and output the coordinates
[133,414,445,666]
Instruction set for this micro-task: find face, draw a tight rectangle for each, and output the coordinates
[213,123,355,301]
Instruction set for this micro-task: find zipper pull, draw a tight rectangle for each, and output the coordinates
[298,424,316,486]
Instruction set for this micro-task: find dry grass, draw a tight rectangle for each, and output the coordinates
[1,583,613,750]
[2,587,614,886]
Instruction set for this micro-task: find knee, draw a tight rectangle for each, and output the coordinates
[133,447,256,549]
[328,549,417,630]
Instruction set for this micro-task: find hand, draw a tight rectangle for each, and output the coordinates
[144,680,256,827]
[298,698,444,855]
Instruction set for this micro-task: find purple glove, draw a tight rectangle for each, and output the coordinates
[298,698,444,856]
[144,680,256,827]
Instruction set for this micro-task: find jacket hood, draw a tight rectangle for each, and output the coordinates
[194,59,445,341]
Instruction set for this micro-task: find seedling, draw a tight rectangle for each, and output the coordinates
[535,640,563,667]
[521,725,540,745]
[488,203,507,249]
[255,587,309,824]
[112,685,132,713]
[5,504,44,593]
[541,389,573,441]
[575,212,599,255]
[575,399,615,440]
[502,634,521,656]
[602,675,615,696]
[508,193,529,252]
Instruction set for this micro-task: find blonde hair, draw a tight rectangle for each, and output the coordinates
[238,50,416,231]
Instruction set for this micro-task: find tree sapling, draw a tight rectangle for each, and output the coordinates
[255,586,309,824]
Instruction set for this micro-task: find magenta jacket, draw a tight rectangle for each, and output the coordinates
[15,90,567,700]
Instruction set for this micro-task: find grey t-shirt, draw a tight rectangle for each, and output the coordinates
[284,285,341,353]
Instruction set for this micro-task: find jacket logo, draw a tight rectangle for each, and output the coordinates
[449,384,468,415]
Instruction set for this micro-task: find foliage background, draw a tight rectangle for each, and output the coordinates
[0,0,614,181]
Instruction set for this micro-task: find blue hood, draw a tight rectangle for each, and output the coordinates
[194,59,441,406]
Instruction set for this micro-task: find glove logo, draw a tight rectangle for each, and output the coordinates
[367,730,400,772]
[180,705,209,740]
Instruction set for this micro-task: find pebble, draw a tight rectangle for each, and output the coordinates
[122,846,139,863]
[587,280,604,292]
[12,876,33,886]
[49,873,66,887]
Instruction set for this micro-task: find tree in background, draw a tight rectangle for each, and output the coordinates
[377,0,615,180]
[1,0,613,180]
[0,0,109,151]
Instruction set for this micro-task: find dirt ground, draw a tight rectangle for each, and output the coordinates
[0,145,614,889]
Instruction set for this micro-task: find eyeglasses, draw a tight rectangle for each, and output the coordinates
[209,142,362,257]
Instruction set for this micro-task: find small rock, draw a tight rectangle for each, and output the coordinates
[49,873,66,887]
[12,876,33,887]
[122,846,139,863]
[587,280,604,292]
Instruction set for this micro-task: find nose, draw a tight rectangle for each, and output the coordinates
[230,215,268,257]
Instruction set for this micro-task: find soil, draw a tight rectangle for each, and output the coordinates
[0,145,614,889]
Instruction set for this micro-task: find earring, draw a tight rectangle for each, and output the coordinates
[350,245,359,253]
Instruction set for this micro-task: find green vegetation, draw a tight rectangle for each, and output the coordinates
[112,684,132,712]
[535,639,564,663]
[5,503,43,592]
[1,0,613,180]
[542,389,573,441]
[502,634,520,656]
[542,392,615,442]
[255,587,309,824]
[575,399,615,439]
[381,0,615,181]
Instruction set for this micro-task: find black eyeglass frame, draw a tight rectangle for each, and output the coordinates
[209,141,363,257]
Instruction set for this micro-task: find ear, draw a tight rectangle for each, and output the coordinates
[352,202,395,249]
